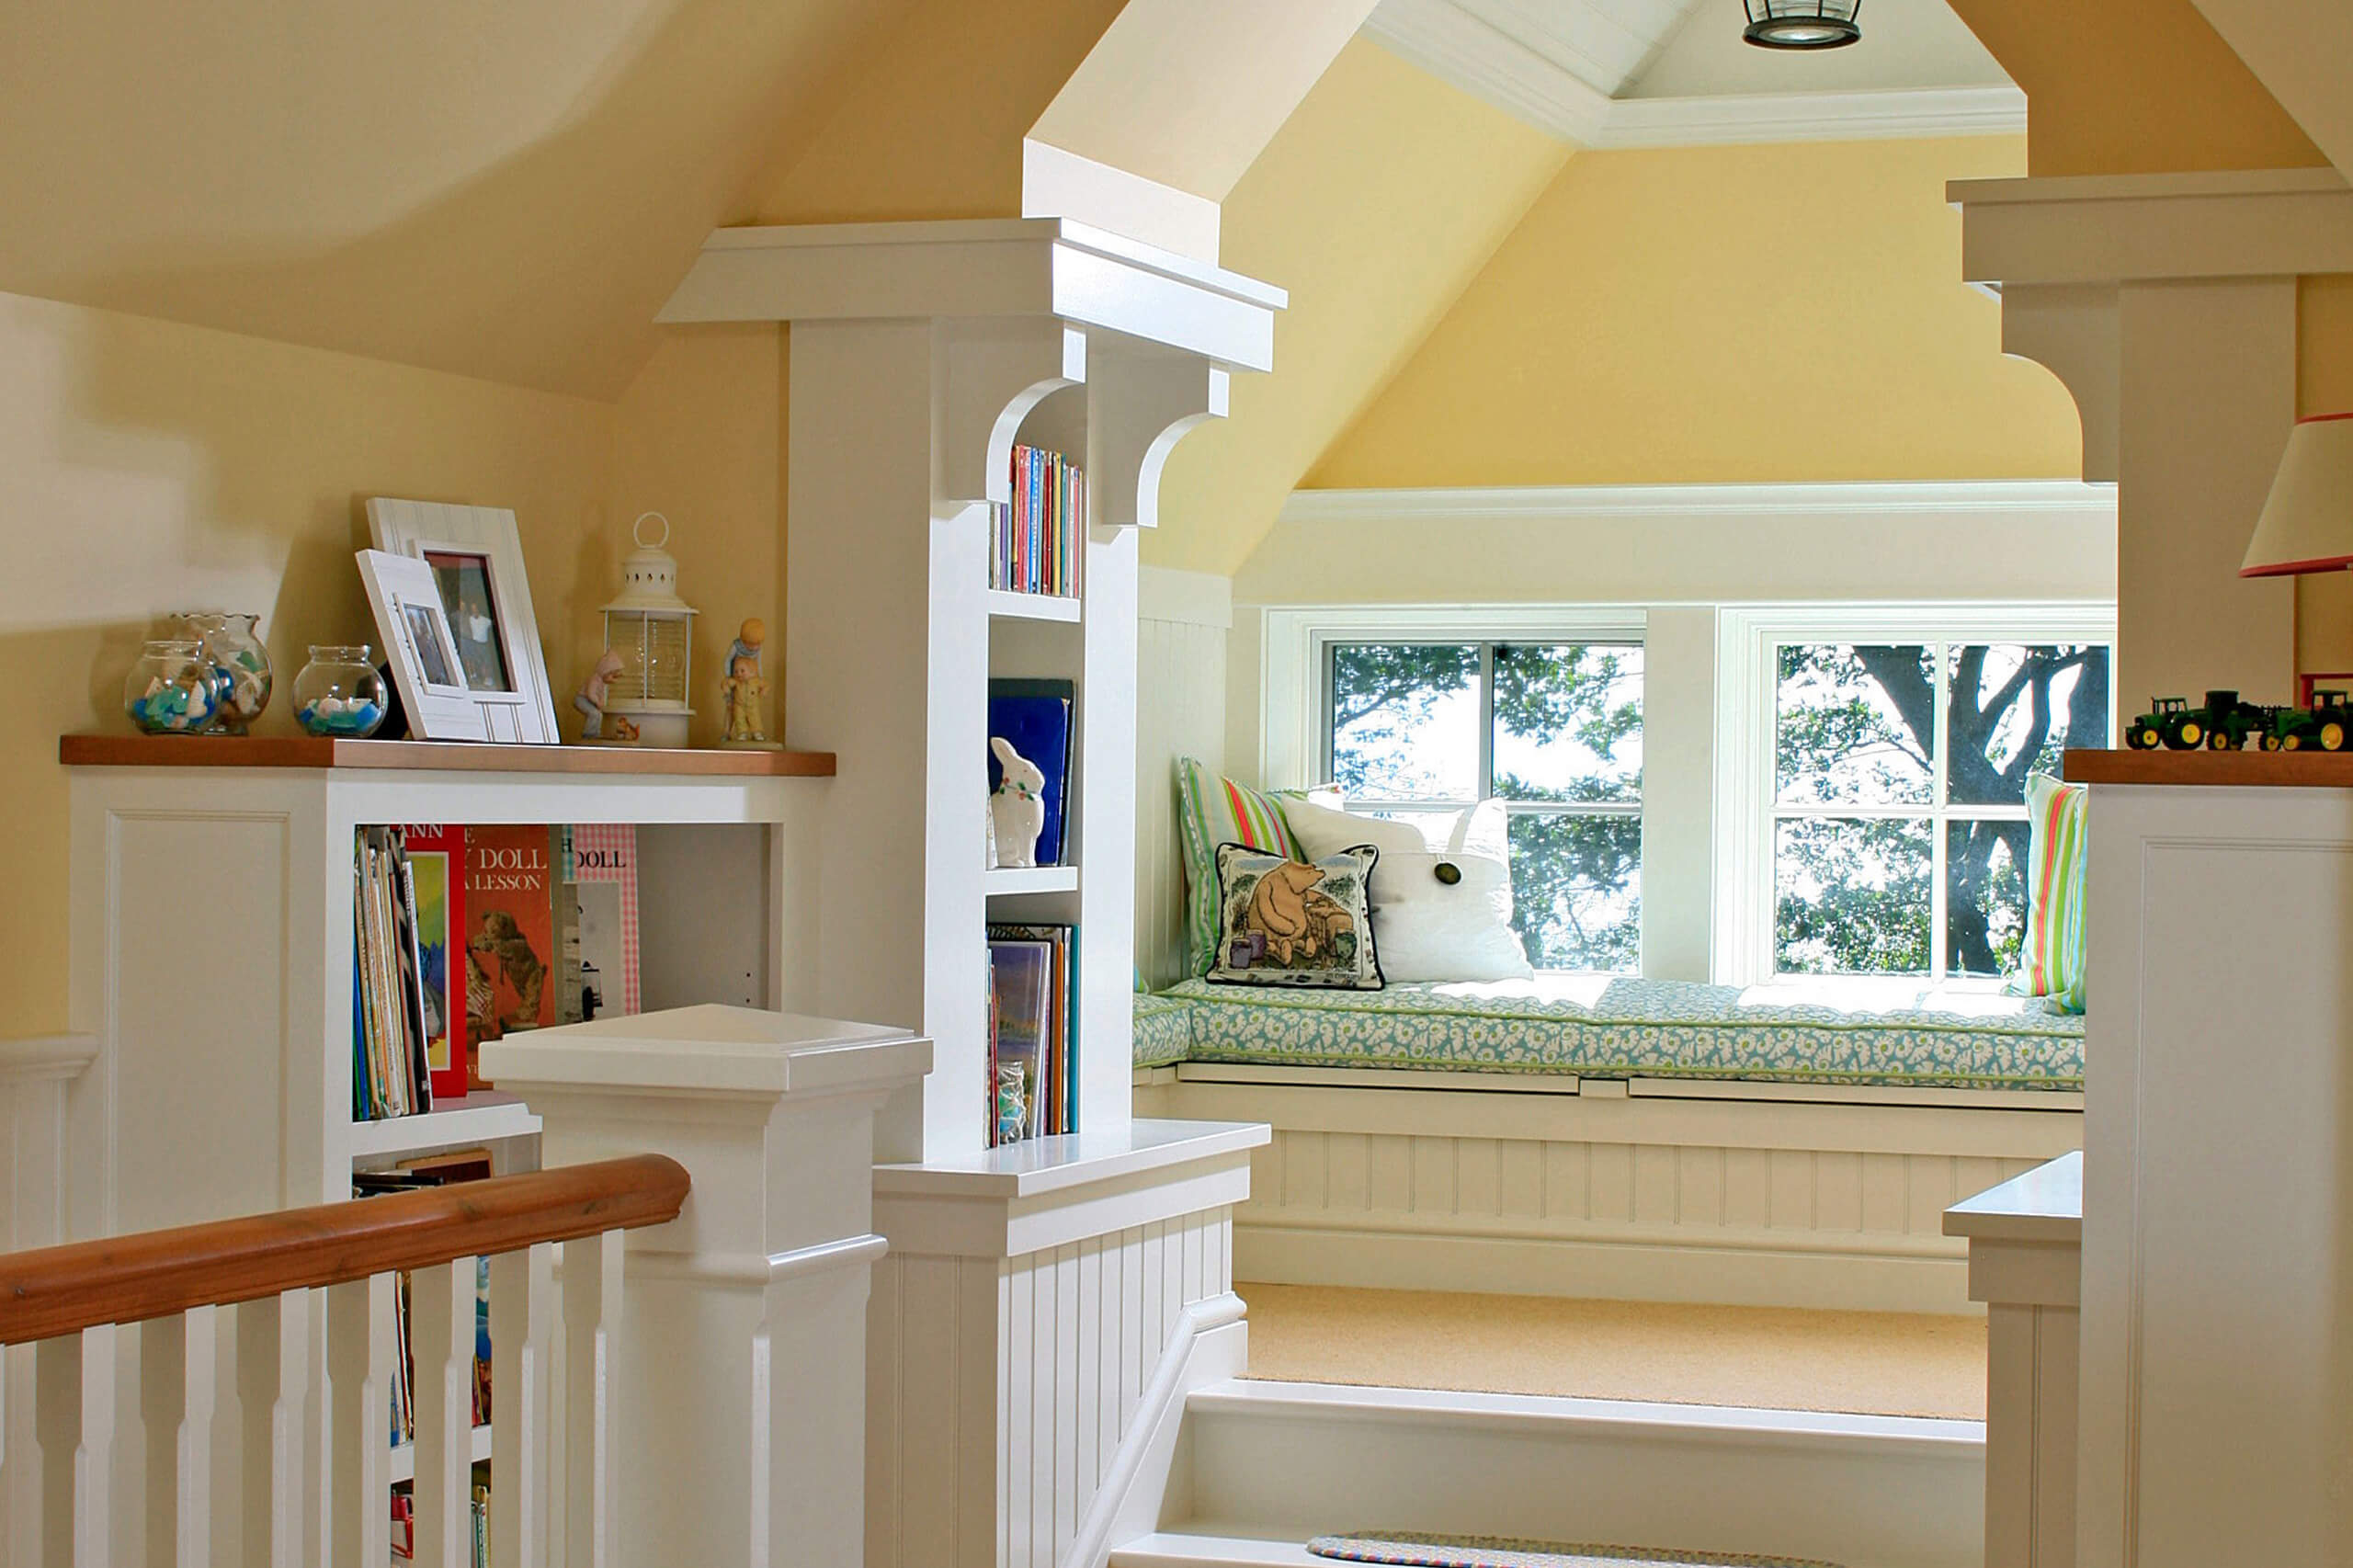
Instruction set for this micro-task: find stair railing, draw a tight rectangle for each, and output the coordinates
[0,1153,688,1568]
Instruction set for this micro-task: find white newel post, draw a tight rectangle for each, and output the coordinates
[483,1004,931,1568]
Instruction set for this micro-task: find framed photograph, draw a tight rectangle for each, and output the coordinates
[357,550,489,742]
[365,498,562,744]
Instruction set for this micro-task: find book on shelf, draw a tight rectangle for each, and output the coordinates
[358,1151,496,1449]
[986,923,1079,1143]
[991,443,1084,597]
[397,825,471,1104]
[352,826,435,1120]
[986,678,1074,867]
[462,825,557,1085]
[556,824,641,1023]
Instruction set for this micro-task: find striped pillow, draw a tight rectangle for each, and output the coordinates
[1175,758,1303,977]
[2010,772,2087,1014]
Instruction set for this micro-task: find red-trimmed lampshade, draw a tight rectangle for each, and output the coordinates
[2245,413,2353,576]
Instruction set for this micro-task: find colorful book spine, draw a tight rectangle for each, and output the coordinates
[994,443,1085,597]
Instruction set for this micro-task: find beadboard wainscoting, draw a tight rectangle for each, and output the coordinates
[1135,567,1233,991]
[865,1121,1267,1568]
[1139,1074,2082,1313]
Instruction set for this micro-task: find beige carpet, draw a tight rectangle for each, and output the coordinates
[1239,1283,1987,1421]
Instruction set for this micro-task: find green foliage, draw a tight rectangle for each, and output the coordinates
[1774,642,2108,977]
[1332,641,1643,971]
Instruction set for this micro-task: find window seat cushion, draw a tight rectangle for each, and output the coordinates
[1141,974,2084,1092]
[1133,991,1198,1071]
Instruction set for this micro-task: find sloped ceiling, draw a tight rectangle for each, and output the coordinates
[2188,0,2353,180]
[0,0,915,397]
[1941,0,2324,175]
[1144,37,1568,575]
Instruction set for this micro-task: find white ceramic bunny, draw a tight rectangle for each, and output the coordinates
[989,735,1048,869]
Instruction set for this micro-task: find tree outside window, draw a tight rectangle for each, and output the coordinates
[1325,642,1643,972]
[1773,642,2110,980]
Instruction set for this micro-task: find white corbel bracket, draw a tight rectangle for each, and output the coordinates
[1089,355,1231,529]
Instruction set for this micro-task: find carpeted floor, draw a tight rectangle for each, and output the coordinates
[1238,1283,1987,1420]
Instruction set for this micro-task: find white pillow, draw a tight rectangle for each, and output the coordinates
[1281,795,1427,861]
[1371,850,1533,983]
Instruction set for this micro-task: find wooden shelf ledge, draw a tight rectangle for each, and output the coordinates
[2065,747,2353,788]
[61,733,835,778]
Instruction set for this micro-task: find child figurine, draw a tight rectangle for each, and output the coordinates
[574,647,627,741]
[720,618,779,748]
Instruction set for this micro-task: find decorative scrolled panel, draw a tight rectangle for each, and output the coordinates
[1086,353,1230,530]
[938,320,1087,506]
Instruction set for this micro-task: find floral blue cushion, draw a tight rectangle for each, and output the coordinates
[1136,975,2083,1092]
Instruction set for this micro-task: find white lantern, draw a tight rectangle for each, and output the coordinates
[598,512,698,747]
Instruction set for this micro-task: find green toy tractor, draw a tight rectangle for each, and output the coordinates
[2126,690,2279,751]
[2265,689,2353,751]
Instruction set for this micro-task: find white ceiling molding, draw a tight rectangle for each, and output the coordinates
[1280,481,2117,524]
[1593,85,2025,149]
[1365,0,2025,150]
[1363,0,1613,146]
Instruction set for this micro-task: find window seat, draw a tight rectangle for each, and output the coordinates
[1134,974,2083,1094]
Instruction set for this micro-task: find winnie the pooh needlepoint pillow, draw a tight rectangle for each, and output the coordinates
[1208,842,1381,991]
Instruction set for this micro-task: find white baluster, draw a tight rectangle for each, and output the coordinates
[137,1307,218,1568]
[74,1323,114,1568]
[562,1231,624,1568]
[236,1291,311,1568]
[31,1335,78,1565]
[411,1257,475,1568]
[325,1277,392,1568]
[491,1243,554,1568]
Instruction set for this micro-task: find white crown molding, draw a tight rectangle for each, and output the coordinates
[1365,0,2025,150]
[1365,0,1613,146]
[1594,85,2026,149]
[1279,480,2118,525]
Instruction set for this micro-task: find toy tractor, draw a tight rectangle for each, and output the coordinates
[2265,688,2353,751]
[2126,690,2278,751]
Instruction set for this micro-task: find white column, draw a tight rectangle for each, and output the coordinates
[482,1005,930,1568]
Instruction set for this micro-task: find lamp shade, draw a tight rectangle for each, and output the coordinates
[2244,413,2353,576]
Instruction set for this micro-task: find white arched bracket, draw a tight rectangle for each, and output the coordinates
[1087,354,1231,530]
[938,320,1087,506]
[2000,283,2120,485]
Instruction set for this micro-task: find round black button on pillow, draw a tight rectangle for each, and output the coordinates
[1432,860,1462,886]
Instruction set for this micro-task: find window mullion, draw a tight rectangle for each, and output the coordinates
[1478,642,1496,800]
[1930,640,1950,983]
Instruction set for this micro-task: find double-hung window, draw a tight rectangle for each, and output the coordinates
[1322,636,1643,972]
[1721,608,2115,985]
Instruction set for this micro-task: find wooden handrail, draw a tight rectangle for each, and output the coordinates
[0,1153,688,1345]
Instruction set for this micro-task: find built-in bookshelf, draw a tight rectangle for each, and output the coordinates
[61,738,834,1220]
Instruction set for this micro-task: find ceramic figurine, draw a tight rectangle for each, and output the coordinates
[988,735,1046,869]
[720,618,779,748]
[574,647,627,742]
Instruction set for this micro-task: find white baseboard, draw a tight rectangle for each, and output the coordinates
[1237,1222,1974,1315]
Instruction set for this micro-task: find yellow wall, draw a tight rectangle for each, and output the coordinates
[0,290,625,1034]
[1306,135,2082,494]
[1944,0,2325,176]
[1142,40,1567,576]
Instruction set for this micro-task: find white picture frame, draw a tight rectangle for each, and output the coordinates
[365,498,562,744]
[357,550,490,743]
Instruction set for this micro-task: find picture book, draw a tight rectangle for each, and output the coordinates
[989,923,1078,1136]
[987,678,1074,866]
[986,939,1053,1144]
[558,824,641,1022]
[396,825,469,1102]
[462,824,556,1082]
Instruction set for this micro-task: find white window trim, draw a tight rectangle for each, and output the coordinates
[1260,604,1648,792]
[1711,601,2119,989]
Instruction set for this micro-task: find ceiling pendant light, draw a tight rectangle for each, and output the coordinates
[1743,0,1862,50]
